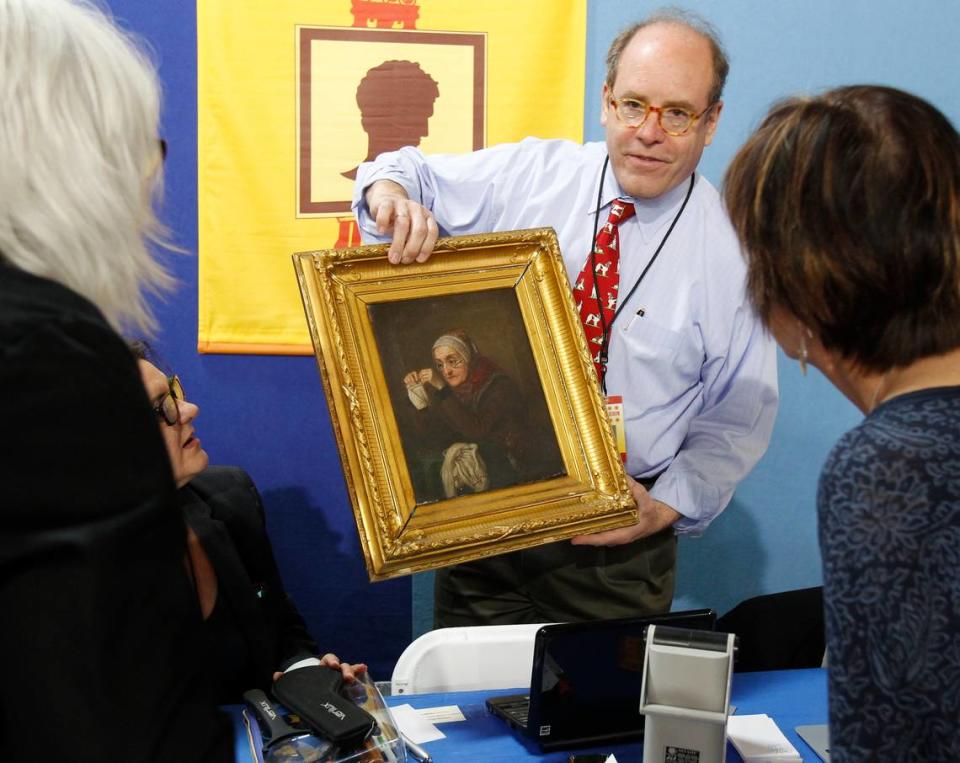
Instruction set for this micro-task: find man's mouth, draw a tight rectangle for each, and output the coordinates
[627,153,667,165]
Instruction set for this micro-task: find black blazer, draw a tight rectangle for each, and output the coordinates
[0,266,231,762]
[180,466,319,700]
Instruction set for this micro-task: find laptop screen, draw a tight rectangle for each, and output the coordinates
[529,610,716,746]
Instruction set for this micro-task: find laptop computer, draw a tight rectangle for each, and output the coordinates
[486,609,717,751]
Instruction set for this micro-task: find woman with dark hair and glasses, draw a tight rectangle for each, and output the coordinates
[134,346,366,702]
[724,85,960,761]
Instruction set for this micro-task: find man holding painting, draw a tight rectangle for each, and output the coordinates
[352,10,777,627]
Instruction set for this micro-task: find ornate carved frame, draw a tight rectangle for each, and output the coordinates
[293,228,635,581]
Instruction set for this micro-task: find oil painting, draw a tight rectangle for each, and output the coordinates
[369,289,565,505]
[293,228,635,581]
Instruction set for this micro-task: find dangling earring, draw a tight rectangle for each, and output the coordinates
[797,323,813,376]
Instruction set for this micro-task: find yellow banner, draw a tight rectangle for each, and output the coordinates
[197,0,586,353]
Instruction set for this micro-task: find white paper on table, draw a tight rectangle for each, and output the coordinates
[416,705,466,723]
[727,714,802,762]
[390,703,446,744]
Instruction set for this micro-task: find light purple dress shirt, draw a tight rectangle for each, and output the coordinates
[353,137,778,534]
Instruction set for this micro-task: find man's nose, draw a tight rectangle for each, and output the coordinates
[635,110,665,143]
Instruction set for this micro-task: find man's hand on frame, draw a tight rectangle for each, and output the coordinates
[570,475,681,547]
[365,179,438,265]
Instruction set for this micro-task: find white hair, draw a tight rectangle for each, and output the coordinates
[0,0,173,334]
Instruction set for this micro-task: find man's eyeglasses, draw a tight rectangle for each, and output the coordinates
[153,375,184,426]
[609,97,715,136]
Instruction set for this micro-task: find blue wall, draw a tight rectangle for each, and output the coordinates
[110,0,960,659]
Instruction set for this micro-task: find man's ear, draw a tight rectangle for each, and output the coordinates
[704,100,723,146]
[600,82,612,127]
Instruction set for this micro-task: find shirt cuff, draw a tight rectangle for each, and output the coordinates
[649,469,722,536]
[351,165,419,243]
[281,656,322,673]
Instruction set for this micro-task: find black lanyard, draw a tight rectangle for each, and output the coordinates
[588,156,696,393]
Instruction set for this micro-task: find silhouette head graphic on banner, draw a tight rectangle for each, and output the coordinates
[342,59,439,179]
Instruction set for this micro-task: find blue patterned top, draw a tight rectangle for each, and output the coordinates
[818,386,960,761]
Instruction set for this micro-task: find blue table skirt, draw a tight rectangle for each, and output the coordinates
[231,668,828,762]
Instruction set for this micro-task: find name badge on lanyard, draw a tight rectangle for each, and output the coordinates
[605,395,627,464]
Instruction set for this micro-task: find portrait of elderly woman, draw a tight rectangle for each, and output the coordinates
[397,325,565,504]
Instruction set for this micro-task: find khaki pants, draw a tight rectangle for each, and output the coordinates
[434,528,677,627]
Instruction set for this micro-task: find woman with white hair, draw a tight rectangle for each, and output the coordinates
[0,1,230,760]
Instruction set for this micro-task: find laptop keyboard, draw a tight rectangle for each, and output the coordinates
[497,696,531,727]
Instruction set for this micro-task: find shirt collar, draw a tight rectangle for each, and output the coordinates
[589,155,697,226]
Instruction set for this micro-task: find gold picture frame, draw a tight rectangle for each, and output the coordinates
[293,228,635,581]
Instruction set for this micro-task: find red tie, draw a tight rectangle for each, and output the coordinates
[574,198,635,380]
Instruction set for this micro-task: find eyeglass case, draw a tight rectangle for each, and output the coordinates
[271,665,376,749]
